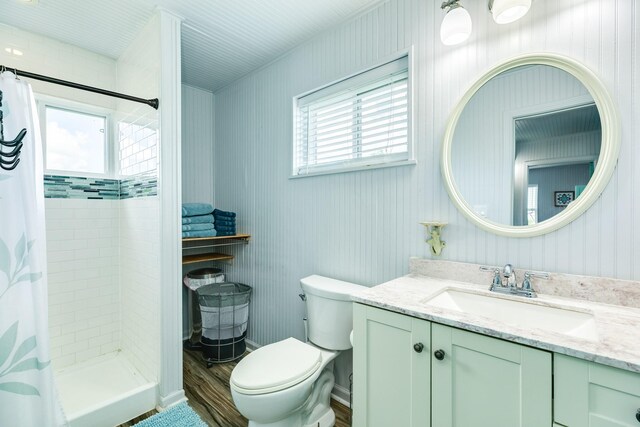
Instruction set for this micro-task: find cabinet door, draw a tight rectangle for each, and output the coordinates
[432,324,552,427]
[555,354,640,427]
[352,304,430,427]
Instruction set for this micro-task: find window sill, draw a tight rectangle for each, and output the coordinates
[290,159,417,179]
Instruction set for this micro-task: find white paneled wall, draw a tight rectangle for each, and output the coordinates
[182,84,215,204]
[116,14,162,383]
[46,199,120,369]
[214,0,640,391]
[0,24,117,109]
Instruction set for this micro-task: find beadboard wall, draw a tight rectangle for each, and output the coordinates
[180,84,215,339]
[182,84,215,205]
[213,0,640,390]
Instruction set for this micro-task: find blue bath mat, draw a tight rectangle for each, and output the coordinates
[133,402,207,427]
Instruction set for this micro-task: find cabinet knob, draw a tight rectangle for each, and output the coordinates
[413,343,424,353]
[636,408,640,422]
[434,349,446,360]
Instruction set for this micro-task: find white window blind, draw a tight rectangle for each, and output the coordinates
[294,56,410,176]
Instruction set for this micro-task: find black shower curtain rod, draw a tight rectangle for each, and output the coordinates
[1,65,159,110]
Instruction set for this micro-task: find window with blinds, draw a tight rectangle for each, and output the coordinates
[293,56,411,176]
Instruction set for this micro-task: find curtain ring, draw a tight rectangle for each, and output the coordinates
[12,68,19,80]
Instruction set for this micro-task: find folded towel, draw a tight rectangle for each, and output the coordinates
[213,209,236,218]
[182,230,218,238]
[182,203,214,217]
[214,226,236,233]
[182,214,214,225]
[214,224,235,231]
[182,223,215,232]
[215,230,236,237]
[213,219,235,227]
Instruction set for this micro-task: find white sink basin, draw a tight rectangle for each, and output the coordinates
[423,289,598,341]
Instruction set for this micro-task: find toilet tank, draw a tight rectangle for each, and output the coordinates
[300,275,368,350]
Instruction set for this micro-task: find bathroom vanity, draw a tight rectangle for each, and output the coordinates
[351,260,640,427]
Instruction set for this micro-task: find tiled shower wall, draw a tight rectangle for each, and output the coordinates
[1,23,123,370]
[46,199,120,369]
[116,13,161,383]
[4,21,162,375]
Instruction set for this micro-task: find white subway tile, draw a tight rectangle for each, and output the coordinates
[52,354,77,370]
[60,341,88,356]
[75,327,101,342]
[50,333,76,350]
[75,347,102,364]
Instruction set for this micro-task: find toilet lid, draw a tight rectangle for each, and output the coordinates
[231,338,322,395]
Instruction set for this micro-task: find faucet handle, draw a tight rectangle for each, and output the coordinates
[522,271,550,290]
[479,266,502,288]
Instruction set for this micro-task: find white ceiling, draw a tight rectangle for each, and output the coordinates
[0,0,383,92]
[515,104,601,143]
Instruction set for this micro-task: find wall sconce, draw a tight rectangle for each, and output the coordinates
[420,222,448,256]
[440,0,532,46]
[440,1,472,46]
[488,0,531,24]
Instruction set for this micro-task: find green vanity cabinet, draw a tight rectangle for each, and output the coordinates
[431,323,552,427]
[554,354,640,427]
[353,304,552,427]
[352,303,431,427]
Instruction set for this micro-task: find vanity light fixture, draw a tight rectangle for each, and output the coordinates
[440,1,472,46]
[488,0,531,24]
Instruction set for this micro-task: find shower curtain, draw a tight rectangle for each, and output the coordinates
[0,72,67,426]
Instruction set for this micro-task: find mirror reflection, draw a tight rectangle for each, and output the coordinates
[451,65,601,227]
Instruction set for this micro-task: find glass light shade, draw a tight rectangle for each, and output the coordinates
[440,6,472,46]
[490,0,532,24]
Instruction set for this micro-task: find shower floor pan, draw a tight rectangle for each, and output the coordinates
[55,351,157,427]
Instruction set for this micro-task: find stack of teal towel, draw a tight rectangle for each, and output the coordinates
[182,203,216,238]
[213,208,237,237]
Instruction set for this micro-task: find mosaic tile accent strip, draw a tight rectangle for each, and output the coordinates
[44,175,120,200]
[44,174,158,200]
[120,175,158,199]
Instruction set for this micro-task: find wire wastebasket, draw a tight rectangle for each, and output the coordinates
[196,282,252,367]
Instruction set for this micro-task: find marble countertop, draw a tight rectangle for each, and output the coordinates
[352,273,640,373]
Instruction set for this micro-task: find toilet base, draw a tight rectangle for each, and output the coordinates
[247,408,335,427]
[303,408,335,427]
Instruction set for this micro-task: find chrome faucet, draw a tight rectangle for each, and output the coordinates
[479,265,549,298]
[502,264,517,288]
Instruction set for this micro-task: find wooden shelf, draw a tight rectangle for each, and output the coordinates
[182,252,234,265]
[182,234,251,244]
[181,234,250,265]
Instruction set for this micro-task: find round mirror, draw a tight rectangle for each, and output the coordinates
[442,54,620,237]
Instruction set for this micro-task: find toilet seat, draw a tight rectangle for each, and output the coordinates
[231,338,322,395]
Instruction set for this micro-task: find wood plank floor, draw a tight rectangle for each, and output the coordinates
[119,348,351,426]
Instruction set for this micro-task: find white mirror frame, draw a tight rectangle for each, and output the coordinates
[441,53,620,238]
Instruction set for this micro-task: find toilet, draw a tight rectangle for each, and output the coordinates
[230,275,367,427]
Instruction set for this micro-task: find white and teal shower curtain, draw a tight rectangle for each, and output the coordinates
[0,72,66,426]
